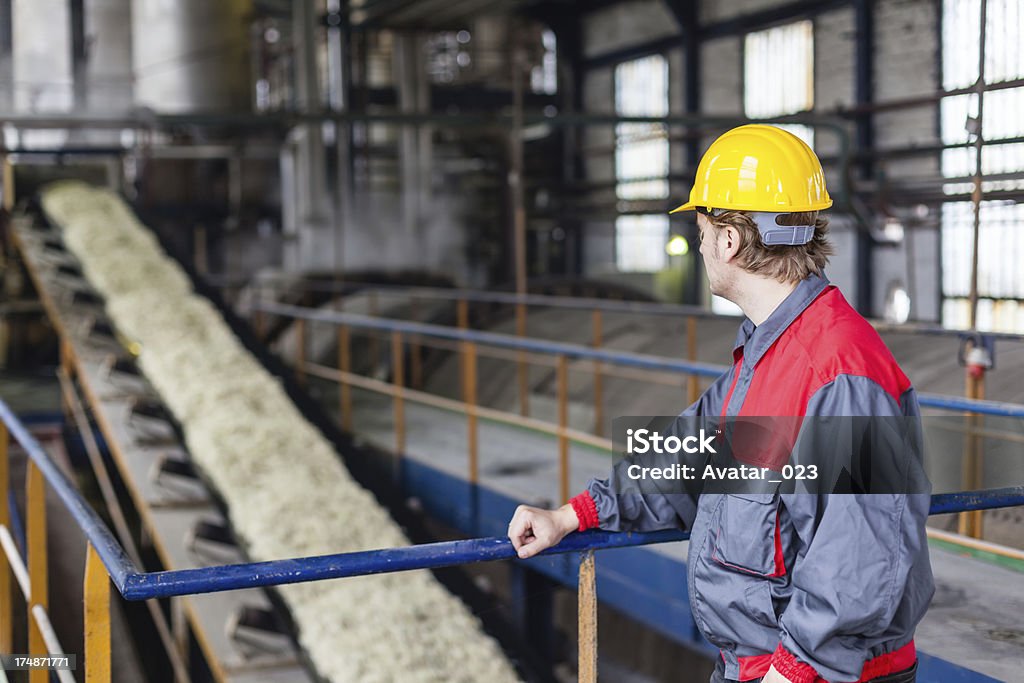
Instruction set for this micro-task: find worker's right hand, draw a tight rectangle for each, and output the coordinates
[507,503,579,559]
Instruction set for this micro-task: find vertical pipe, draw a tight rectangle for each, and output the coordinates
[678,0,703,305]
[687,316,699,404]
[392,331,405,464]
[516,301,529,417]
[0,421,10,654]
[295,318,306,385]
[463,341,478,485]
[511,40,527,297]
[591,310,603,437]
[339,325,352,432]
[557,354,569,505]
[960,0,988,540]
[577,550,598,683]
[83,544,110,683]
[26,461,47,683]
[69,0,85,109]
[968,0,988,330]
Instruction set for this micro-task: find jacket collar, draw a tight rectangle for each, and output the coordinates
[731,273,831,366]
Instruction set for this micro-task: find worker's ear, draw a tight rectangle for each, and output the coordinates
[718,224,741,263]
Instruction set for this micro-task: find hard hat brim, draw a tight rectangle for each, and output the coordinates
[668,198,834,215]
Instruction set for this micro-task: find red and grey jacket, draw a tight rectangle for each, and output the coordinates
[570,274,934,683]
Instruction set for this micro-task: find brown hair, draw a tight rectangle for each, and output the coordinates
[707,210,833,283]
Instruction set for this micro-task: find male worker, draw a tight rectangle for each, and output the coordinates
[506,125,933,683]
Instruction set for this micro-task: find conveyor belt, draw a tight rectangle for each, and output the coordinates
[10,215,318,683]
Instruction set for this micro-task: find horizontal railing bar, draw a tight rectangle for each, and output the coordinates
[926,527,1024,562]
[0,525,30,597]
[120,529,689,600]
[303,361,613,453]
[257,301,750,378]
[258,302,1024,417]
[0,399,136,593]
[117,486,1024,600]
[927,487,1024,515]
[236,279,1024,343]
[30,605,77,683]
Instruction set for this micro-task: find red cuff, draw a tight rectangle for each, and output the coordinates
[569,491,600,531]
[770,644,819,683]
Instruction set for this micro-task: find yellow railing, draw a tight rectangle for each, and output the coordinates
[0,419,108,683]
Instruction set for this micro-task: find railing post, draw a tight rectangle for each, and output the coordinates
[592,310,603,437]
[338,325,352,432]
[369,290,380,370]
[410,295,422,390]
[0,421,11,653]
[687,316,699,404]
[960,343,986,538]
[26,460,48,683]
[84,543,111,683]
[254,284,265,340]
[392,331,405,463]
[516,302,529,417]
[578,550,598,683]
[463,341,478,485]
[193,225,207,276]
[295,317,307,385]
[2,153,14,211]
[557,354,570,505]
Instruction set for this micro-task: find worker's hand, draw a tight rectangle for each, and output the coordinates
[507,503,579,559]
[761,666,793,683]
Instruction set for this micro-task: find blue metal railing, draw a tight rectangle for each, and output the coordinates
[3,398,1024,602]
[255,301,1024,419]
[232,278,1024,343]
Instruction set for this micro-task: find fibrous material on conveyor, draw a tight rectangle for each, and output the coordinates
[41,182,522,683]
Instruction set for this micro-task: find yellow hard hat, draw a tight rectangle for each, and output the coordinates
[670,124,832,215]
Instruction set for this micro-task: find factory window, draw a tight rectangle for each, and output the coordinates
[614,54,669,272]
[531,29,557,95]
[940,0,1024,332]
[743,20,815,147]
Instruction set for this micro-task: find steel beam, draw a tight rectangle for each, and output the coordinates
[854,0,876,316]
[585,0,851,69]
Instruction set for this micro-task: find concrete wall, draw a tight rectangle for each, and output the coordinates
[580,0,944,320]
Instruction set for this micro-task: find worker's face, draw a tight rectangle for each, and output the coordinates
[697,213,737,299]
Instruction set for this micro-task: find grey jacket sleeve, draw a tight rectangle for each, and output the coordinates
[586,366,736,532]
[777,376,933,681]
